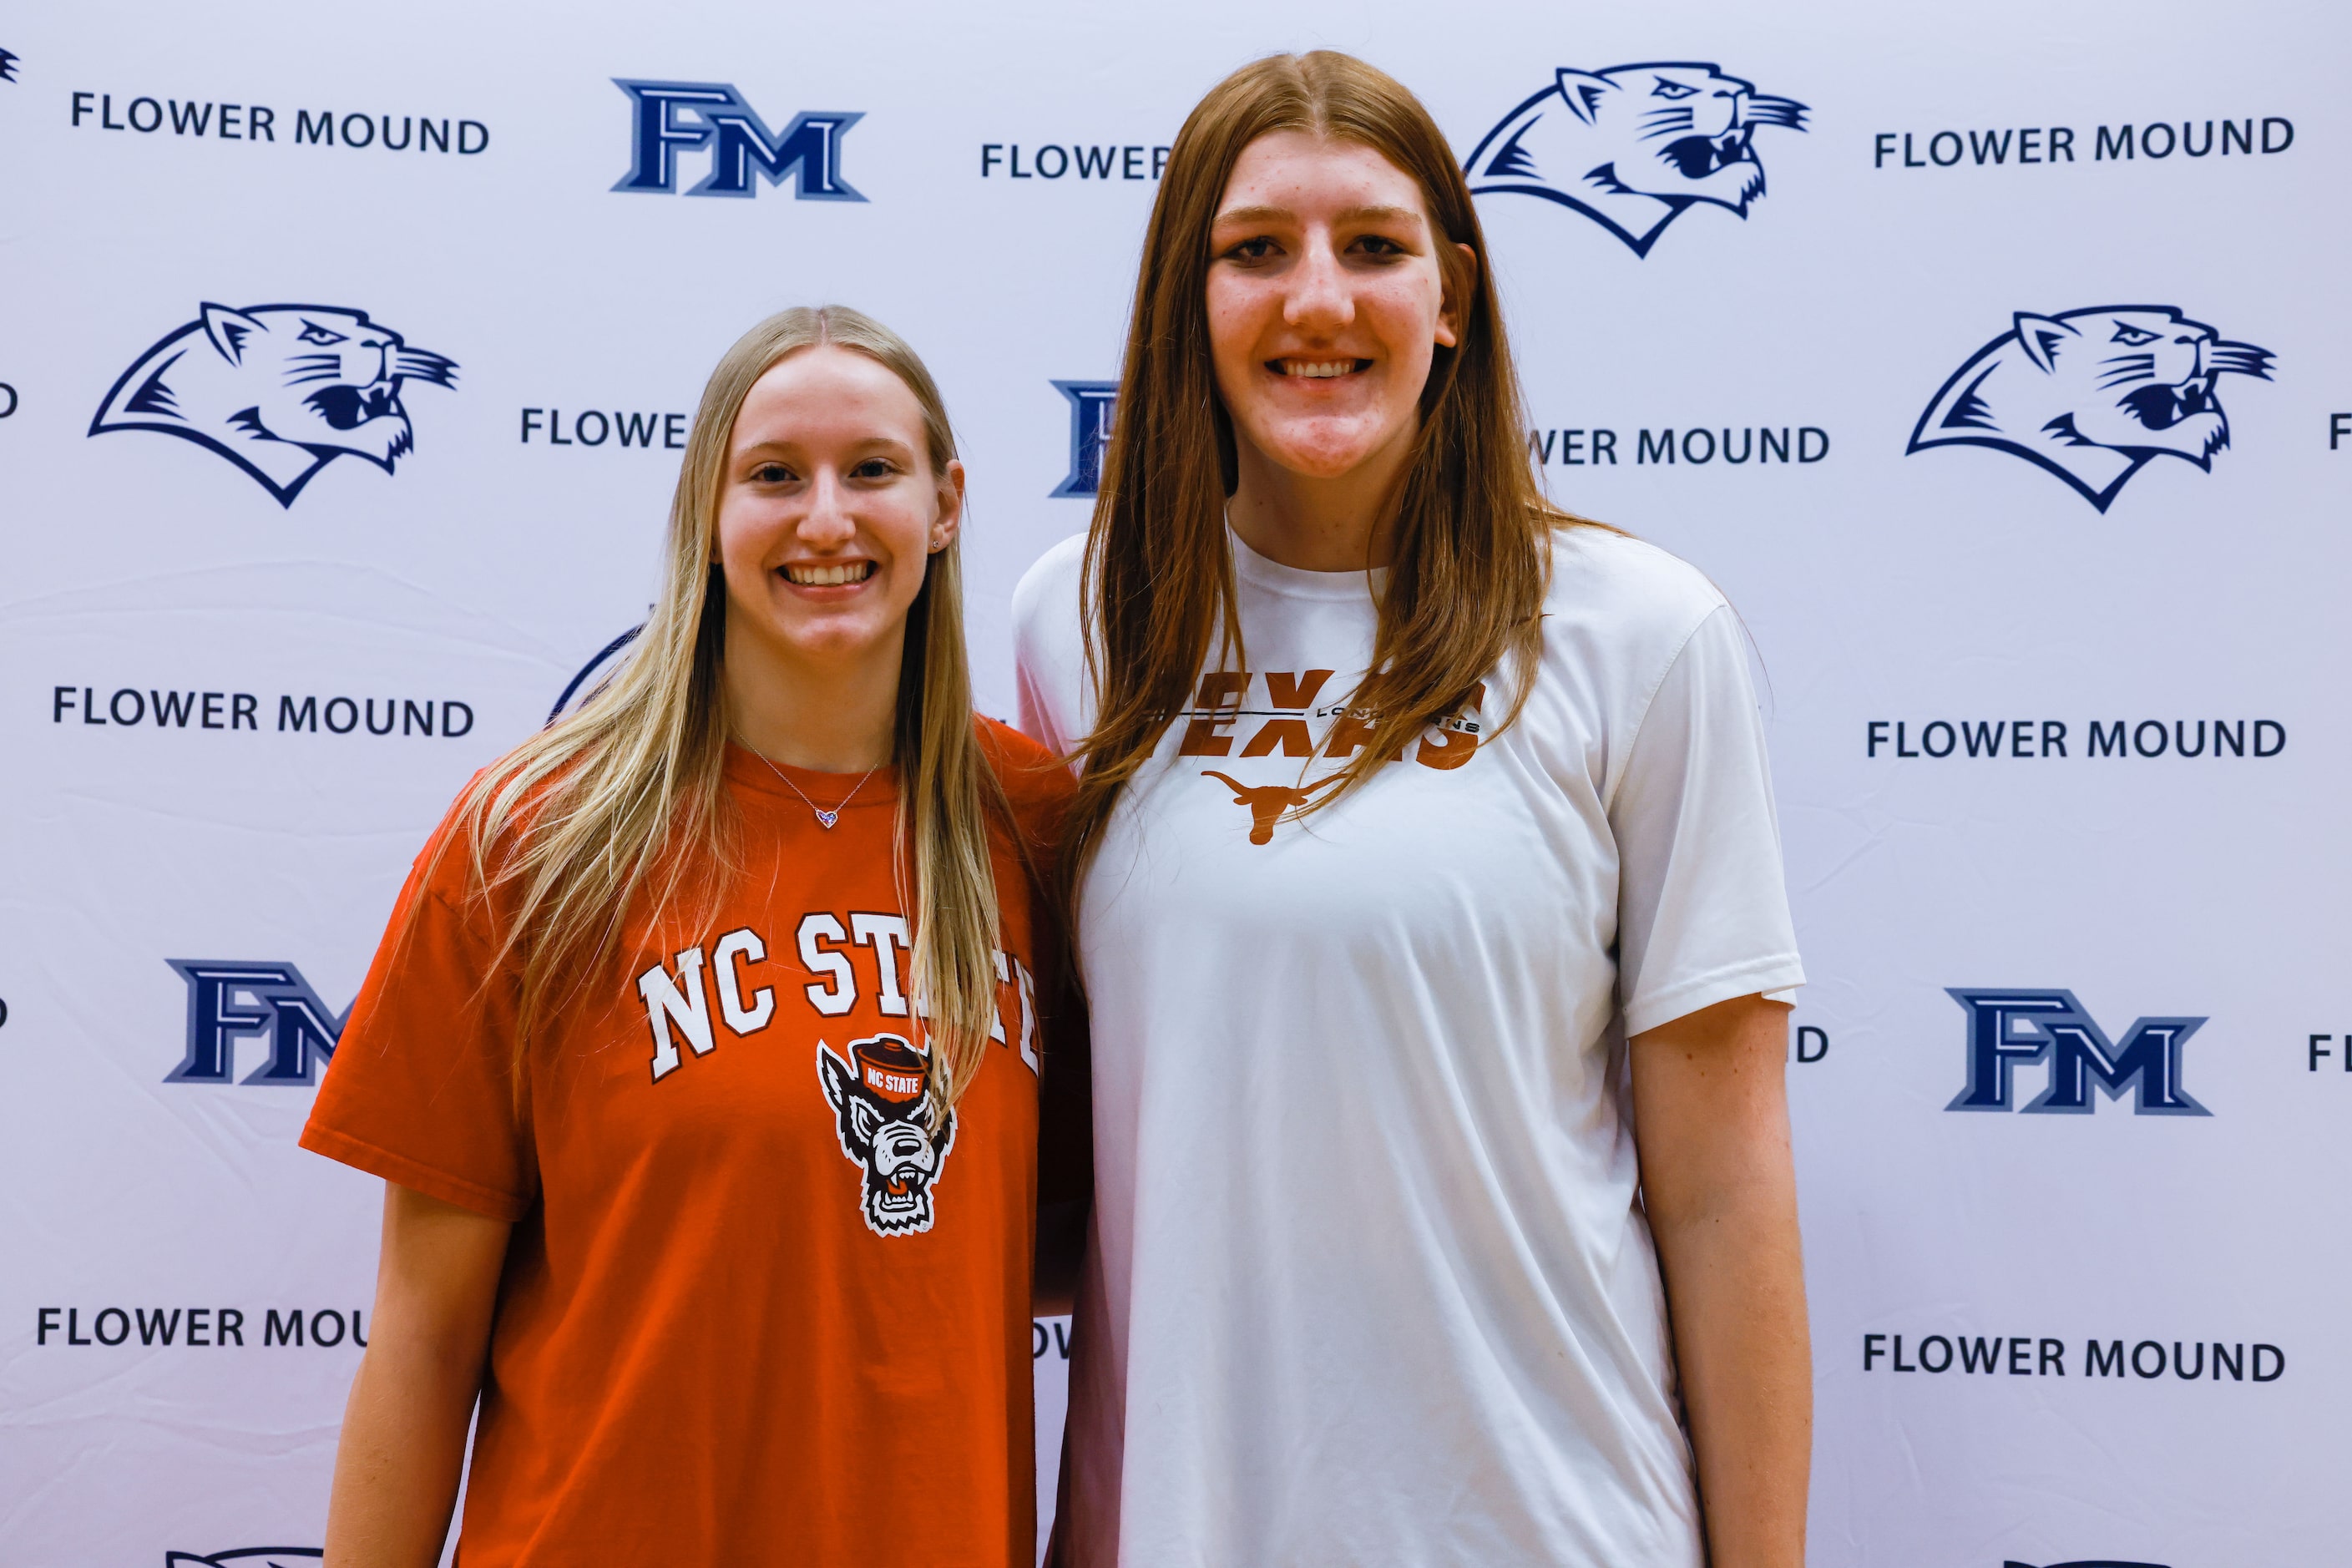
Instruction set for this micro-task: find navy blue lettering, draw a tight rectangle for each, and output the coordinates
[165,961,347,1085]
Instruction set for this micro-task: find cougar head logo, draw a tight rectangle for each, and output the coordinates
[167,1550,322,1567]
[92,302,458,507]
[1909,306,2275,512]
[817,1033,957,1236]
[1464,62,1807,255]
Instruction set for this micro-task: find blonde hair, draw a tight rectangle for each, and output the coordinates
[443,305,1006,1110]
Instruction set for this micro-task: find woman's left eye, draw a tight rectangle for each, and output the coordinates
[852,459,896,479]
[1351,235,1404,257]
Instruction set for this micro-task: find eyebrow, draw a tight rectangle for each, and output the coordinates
[1211,203,1423,228]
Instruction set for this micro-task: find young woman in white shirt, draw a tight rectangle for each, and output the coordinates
[1015,52,1810,1568]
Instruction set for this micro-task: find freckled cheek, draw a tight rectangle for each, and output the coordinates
[1361,284,1442,356]
[1206,293,1274,376]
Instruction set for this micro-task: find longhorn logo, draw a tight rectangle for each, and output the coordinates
[1200,771,1344,846]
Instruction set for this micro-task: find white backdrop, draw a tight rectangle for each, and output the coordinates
[3,3,2347,1565]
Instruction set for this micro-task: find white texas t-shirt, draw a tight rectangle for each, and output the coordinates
[1014,524,1804,1568]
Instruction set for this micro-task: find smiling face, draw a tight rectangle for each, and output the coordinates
[1206,131,1464,488]
[713,345,962,684]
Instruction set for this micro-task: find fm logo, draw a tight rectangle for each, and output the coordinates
[1909,305,2275,511]
[613,80,862,200]
[166,961,347,1086]
[0,47,18,83]
[169,1551,322,1567]
[91,303,458,507]
[1948,989,2209,1116]
[1464,62,1807,255]
[1052,380,1117,498]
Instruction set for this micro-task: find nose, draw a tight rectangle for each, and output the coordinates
[799,468,857,548]
[1283,230,1355,331]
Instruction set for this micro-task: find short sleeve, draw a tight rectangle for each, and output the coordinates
[300,822,536,1222]
[1609,604,1805,1038]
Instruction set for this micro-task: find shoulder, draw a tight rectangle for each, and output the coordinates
[977,714,1075,839]
[1012,530,1089,640]
[1544,524,1726,635]
[977,714,1067,790]
[1538,524,1732,680]
[402,766,536,922]
[1010,532,1095,750]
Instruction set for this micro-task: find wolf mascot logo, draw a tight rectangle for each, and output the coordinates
[1909,306,2275,512]
[818,1033,958,1236]
[92,302,458,507]
[1464,62,1807,255]
[166,1550,322,1567]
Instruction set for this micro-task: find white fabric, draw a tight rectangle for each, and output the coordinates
[1014,524,1805,1567]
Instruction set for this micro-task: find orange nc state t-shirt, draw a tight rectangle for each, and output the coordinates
[301,721,1074,1568]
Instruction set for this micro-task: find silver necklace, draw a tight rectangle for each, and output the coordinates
[755,751,882,830]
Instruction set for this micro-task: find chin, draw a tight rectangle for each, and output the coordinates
[1242,404,1382,460]
[1257,427,1396,480]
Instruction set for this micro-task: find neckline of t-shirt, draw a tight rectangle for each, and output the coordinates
[1227,523,1391,604]
[723,744,901,809]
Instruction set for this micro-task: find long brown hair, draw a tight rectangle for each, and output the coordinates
[1065,50,1583,890]
[442,306,1005,1111]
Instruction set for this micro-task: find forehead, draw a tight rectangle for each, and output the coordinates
[732,345,926,448]
[1217,131,1430,222]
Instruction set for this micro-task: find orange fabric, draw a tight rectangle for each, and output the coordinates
[302,721,1075,1568]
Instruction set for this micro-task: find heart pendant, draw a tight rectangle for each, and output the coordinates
[815,809,838,829]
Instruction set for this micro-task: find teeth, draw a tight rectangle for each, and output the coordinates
[786,562,870,586]
[1282,360,1358,378]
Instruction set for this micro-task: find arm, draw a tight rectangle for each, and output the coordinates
[1031,955,1093,1318]
[1631,991,1811,1568]
[324,1183,512,1568]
